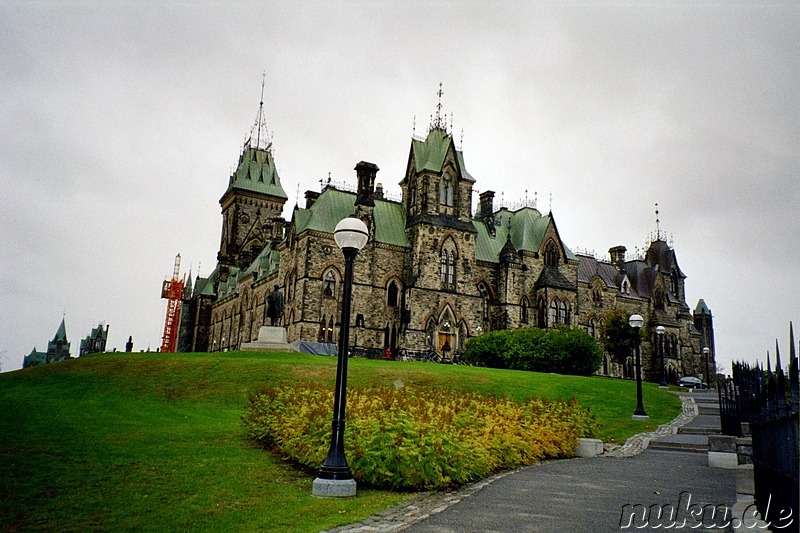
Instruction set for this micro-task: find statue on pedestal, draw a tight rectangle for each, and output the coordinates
[266,285,284,326]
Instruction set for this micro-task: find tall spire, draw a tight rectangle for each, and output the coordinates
[245,72,273,151]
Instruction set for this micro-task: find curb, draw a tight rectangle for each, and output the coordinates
[603,394,698,458]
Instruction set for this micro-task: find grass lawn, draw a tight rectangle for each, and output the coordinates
[0,351,681,531]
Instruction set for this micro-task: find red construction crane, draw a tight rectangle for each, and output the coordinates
[160,253,184,353]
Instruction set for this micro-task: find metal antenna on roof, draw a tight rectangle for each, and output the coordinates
[460,128,464,150]
[534,191,538,209]
[412,115,416,137]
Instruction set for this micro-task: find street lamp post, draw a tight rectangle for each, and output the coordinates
[656,325,667,388]
[629,314,649,420]
[703,347,711,389]
[313,216,369,498]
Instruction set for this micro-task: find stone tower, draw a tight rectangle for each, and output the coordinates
[217,81,288,281]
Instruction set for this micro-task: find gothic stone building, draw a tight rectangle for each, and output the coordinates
[23,317,71,368]
[179,103,716,383]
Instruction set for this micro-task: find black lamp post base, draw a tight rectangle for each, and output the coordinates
[632,413,650,420]
[312,477,357,497]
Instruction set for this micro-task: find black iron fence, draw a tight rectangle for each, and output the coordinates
[719,324,798,531]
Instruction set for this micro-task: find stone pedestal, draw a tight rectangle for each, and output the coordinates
[240,326,299,352]
[312,478,357,498]
[575,438,604,457]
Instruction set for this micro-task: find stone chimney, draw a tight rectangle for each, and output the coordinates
[355,161,379,207]
[478,191,496,234]
[374,182,384,200]
[609,245,627,272]
[305,190,320,208]
[478,191,495,219]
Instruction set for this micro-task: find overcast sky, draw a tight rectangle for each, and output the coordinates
[1,2,797,374]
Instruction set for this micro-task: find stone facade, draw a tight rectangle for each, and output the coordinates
[179,102,716,382]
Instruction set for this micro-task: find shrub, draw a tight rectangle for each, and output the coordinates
[243,385,598,491]
[464,327,602,376]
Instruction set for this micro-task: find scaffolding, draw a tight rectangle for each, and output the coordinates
[160,254,184,353]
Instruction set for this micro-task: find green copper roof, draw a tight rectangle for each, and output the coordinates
[225,147,287,199]
[53,318,67,342]
[411,128,475,183]
[294,188,408,247]
[474,207,575,263]
[695,299,711,315]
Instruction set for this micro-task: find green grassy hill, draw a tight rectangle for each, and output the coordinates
[0,351,681,531]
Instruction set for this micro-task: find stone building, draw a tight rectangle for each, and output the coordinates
[23,317,71,368]
[180,94,716,382]
[79,323,109,356]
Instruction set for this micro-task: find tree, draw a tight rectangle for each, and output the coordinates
[599,309,640,364]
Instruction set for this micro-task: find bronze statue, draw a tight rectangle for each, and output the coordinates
[266,285,284,326]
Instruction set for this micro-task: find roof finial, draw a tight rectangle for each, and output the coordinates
[430,82,446,131]
[460,128,464,150]
[534,191,538,209]
[655,202,661,240]
[549,191,553,213]
[412,115,416,137]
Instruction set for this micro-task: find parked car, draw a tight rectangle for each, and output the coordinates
[678,376,707,389]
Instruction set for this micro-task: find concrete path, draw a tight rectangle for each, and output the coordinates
[401,450,736,532]
[329,391,742,533]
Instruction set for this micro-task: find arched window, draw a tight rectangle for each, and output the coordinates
[323,270,336,298]
[653,287,665,309]
[669,271,678,295]
[621,279,630,295]
[544,241,559,268]
[440,244,457,290]
[387,280,399,307]
[478,283,491,321]
[521,298,529,324]
[588,319,596,338]
[327,317,334,343]
[439,172,454,207]
[549,300,558,325]
[318,317,327,342]
[409,178,417,207]
[558,301,568,324]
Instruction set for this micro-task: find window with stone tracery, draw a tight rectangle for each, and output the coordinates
[440,245,456,290]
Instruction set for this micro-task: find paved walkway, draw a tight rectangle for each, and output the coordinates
[327,392,739,533]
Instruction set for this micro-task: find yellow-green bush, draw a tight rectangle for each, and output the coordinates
[244,385,598,491]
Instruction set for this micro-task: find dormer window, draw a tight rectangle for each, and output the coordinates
[621,279,630,295]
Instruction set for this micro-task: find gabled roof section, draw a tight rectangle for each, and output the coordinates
[293,187,409,247]
[576,255,622,287]
[410,129,475,183]
[474,207,575,263]
[224,147,287,199]
[243,241,281,279]
[535,267,575,290]
[644,239,686,278]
